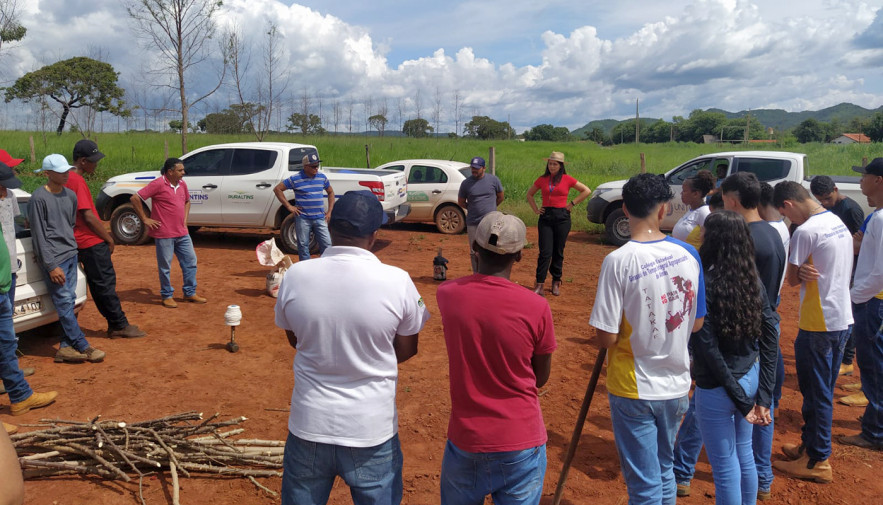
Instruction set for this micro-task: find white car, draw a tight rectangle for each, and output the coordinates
[10,189,88,333]
[373,159,471,234]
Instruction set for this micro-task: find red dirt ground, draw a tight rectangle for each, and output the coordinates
[5,224,882,505]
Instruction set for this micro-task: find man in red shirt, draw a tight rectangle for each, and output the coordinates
[131,158,206,308]
[66,140,145,338]
[436,211,556,505]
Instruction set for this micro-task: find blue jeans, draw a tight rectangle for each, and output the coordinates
[42,256,89,351]
[794,328,849,461]
[440,440,546,505]
[696,363,759,505]
[295,215,331,261]
[855,298,883,445]
[281,432,402,505]
[672,392,702,486]
[155,235,197,299]
[753,323,784,492]
[0,294,32,403]
[609,393,689,505]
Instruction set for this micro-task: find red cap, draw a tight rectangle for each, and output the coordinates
[0,150,24,167]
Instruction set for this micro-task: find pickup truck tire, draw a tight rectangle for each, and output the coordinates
[604,207,630,247]
[435,205,466,234]
[110,203,151,245]
[278,214,320,256]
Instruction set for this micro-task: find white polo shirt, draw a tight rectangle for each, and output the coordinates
[275,246,430,447]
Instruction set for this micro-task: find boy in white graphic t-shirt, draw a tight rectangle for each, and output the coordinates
[772,181,853,484]
[590,173,706,504]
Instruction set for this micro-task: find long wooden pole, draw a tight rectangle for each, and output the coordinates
[552,348,607,505]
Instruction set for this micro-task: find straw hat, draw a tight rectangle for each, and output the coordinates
[544,151,566,164]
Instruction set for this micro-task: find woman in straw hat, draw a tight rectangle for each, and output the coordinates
[526,151,592,296]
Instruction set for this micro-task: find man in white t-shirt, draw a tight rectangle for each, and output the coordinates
[274,191,430,505]
[590,173,706,504]
[839,158,883,451]
[772,181,853,484]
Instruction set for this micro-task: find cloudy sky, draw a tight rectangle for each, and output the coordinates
[4,0,883,133]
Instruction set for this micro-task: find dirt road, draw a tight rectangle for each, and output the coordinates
[8,224,882,504]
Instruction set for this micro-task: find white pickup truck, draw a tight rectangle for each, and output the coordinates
[96,142,410,253]
[586,150,872,246]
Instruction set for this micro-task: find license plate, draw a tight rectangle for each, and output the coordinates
[13,296,42,319]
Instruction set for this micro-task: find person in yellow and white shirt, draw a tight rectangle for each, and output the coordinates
[771,181,853,484]
[671,170,714,249]
[839,158,883,452]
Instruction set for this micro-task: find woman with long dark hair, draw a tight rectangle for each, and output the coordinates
[526,152,591,296]
[672,170,715,248]
[692,210,778,505]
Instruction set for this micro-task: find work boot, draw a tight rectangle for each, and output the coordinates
[82,347,106,363]
[839,392,868,407]
[757,488,771,501]
[162,298,178,308]
[772,454,832,483]
[838,434,882,451]
[781,442,805,460]
[842,382,863,392]
[533,283,545,296]
[839,363,854,376]
[54,347,88,363]
[3,422,17,434]
[676,483,690,497]
[108,324,147,339]
[184,294,207,303]
[0,367,34,395]
[11,391,58,416]
[551,280,562,296]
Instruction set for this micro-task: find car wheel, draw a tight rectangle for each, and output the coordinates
[435,205,466,234]
[110,203,151,245]
[277,214,320,256]
[604,207,630,246]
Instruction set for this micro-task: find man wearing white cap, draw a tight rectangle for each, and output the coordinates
[437,211,556,504]
[28,154,105,364]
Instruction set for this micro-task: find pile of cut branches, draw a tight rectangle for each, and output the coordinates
[12,411,283,498]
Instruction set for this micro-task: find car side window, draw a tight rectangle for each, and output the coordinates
[732,158,791,182]
[288,148,319,171]
[230,149,278,176]
[667,159,712,185]
[184,149,230,176]
[384,165,406,172]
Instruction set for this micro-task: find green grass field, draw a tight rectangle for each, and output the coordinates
[2,130,881,232]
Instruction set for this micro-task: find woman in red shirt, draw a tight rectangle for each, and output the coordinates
[526,152,592,296]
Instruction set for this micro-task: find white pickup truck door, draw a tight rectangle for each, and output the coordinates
[181,148,229,225]
[220,148,282,226]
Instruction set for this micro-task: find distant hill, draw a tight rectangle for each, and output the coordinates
[573,102,883,137]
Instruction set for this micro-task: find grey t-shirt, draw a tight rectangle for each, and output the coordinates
[459,174,503,226]
[28,186,78,272]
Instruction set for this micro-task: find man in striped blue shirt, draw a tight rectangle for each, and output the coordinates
[274,153,334,261]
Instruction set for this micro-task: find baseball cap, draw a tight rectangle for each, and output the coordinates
[469,156,485,169]
[0,162,22,189]
[329,190,388,237]
[73,139,105,163]
[0,149,24,167]
[853,158,883,176]
[302,153,322,166]
[35,154,74,173]
[474,211,526,255]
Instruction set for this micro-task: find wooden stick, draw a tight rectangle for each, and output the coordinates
[169,461,181,505]
[248,476,278,497]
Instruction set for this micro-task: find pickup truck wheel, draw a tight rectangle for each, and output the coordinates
[435,205,466,234]
[604,207,630,247]
[278,214,320,256]
[110,203,151,245]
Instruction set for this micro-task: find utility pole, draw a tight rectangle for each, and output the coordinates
[635,98,640,144]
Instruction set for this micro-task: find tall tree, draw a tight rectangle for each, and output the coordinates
[865,113,883,143]
[0,0,26,54]
[4,57,129,135]
[126,0,227,154]
[368,114,387,136]
[794,118,826,143]
[463,116,513,140]
[403,118,432,138]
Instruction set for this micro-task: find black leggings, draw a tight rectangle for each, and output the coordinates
[535,207,571,283]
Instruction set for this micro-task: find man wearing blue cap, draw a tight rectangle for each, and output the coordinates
[275,191,430,505]
[272,153,334,261]
[29,154,105,364]
[458,156,504,273]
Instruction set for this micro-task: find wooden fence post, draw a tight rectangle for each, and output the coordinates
[365,144,371,168]
[862,156,868,167]
[29,136,36,164]
[640,153,646,173]
[489,147,496,176]
[164,140,169,160]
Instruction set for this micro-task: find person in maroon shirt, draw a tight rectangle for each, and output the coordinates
[66,140,145,338]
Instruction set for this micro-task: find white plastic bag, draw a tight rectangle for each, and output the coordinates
[256,238,286,266]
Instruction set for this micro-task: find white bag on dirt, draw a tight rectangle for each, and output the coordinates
[257,239,292,297]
